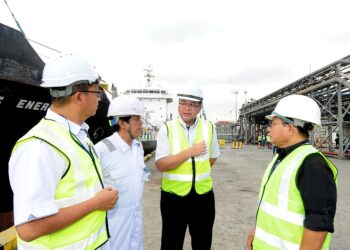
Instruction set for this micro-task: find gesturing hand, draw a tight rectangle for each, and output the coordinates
[190,141,207,157]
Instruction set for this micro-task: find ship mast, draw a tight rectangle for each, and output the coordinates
[111,83,118,99]
[144,65,155,87]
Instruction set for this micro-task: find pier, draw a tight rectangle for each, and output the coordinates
[143,145,350,249]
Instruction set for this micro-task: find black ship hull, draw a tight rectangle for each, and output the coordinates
[142,140,157,155]
[0,23,113,230]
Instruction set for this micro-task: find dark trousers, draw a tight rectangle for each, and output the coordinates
[160,189,215,250]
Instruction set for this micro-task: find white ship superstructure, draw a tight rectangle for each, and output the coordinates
[121,66,173,129]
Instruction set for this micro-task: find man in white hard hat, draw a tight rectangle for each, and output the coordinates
[155,84,220,250]
[95,95,147,250]
[9,54,118,249]
[247,94,337,250]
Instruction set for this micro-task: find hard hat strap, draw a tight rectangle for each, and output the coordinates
[272,111,293,124]
[177,94,203,101]
[272,111,306,128]
[50,85,74,98]
[49,77,101,98]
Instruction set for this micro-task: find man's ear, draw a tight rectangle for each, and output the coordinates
[72,91,85,107]
[288,124,296,135]
[118,119,127,129]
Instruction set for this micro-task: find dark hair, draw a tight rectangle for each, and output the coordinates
[285,117,314,138]
[74,82,91,92]
[295,126,309,138]
[112,116,131,132]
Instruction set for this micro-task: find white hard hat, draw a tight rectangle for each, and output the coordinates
[108,96,144,118]
[266,95,321,127]
[41,54,100,88]
[177,84,203,102]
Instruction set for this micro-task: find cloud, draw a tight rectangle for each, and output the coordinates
[157,66,293,89]
[325,32,350,45]
[234,66,293,86]
[2,0,350,123]
[146,20,222,45]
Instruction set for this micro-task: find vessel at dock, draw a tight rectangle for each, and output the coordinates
[121,66,173,155]
[0,23,113,230]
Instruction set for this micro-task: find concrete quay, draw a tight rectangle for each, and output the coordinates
[143,144,350,250]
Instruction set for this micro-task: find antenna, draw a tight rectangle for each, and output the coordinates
[143,65,155,87]
[111,83,118,99]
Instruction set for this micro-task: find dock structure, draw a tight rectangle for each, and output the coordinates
[238,55,350,159]
[143,145,350,249]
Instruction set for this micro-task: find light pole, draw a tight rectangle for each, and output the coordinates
[231,89,239,123]
[244,90,247,104]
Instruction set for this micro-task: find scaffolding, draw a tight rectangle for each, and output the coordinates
[239,55,350,159]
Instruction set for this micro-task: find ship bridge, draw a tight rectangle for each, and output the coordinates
[238,55,350,159]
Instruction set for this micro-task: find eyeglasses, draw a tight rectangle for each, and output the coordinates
[267,121,288,128]
[179,101,201,108]
[75,90,103,98]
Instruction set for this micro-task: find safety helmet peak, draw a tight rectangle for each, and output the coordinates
[107,96,145,119]
[266,94,321,127]
[177,84,203,102]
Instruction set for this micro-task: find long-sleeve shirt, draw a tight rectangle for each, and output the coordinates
[276,140,337,232]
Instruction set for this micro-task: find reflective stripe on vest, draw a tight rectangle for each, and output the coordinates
[254,144,337,250]
[17,225,107,250]
[163,171,211,181]
[161,118,213,196]
[13,119,108,250]
[254,227,300,250]
[259,201,304,226]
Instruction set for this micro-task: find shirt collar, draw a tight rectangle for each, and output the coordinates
[177,116,199,129]
[276,139,310,159]
[114,132,141,152]
[45,109,90,136]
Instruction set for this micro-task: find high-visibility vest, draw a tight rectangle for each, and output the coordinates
[13,119,108,250]
[258,135,262,141]
[161,118,213,196]
[266,135,271,142]
[253,144,337,250]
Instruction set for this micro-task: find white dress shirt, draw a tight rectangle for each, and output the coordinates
[95,132,145,250]
[9,109,91,226]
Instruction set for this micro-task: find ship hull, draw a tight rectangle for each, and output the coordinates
[0,23,113,229]
[142,140,157,155]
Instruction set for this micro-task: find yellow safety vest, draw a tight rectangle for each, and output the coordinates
[266,135,271,142]
[253,144,337,250]
[161,118,213,196]
[13,119,108,250]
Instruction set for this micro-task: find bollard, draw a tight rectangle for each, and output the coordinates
[0,226,17,250]
[219,139,225,149]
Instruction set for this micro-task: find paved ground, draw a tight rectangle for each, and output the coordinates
[143,144,350,250]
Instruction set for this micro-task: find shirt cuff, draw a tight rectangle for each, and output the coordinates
[304,213,334,233]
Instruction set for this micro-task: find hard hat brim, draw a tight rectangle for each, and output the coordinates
[178,96,202,102]
[177,94,203,102]
[265,114,275,120]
